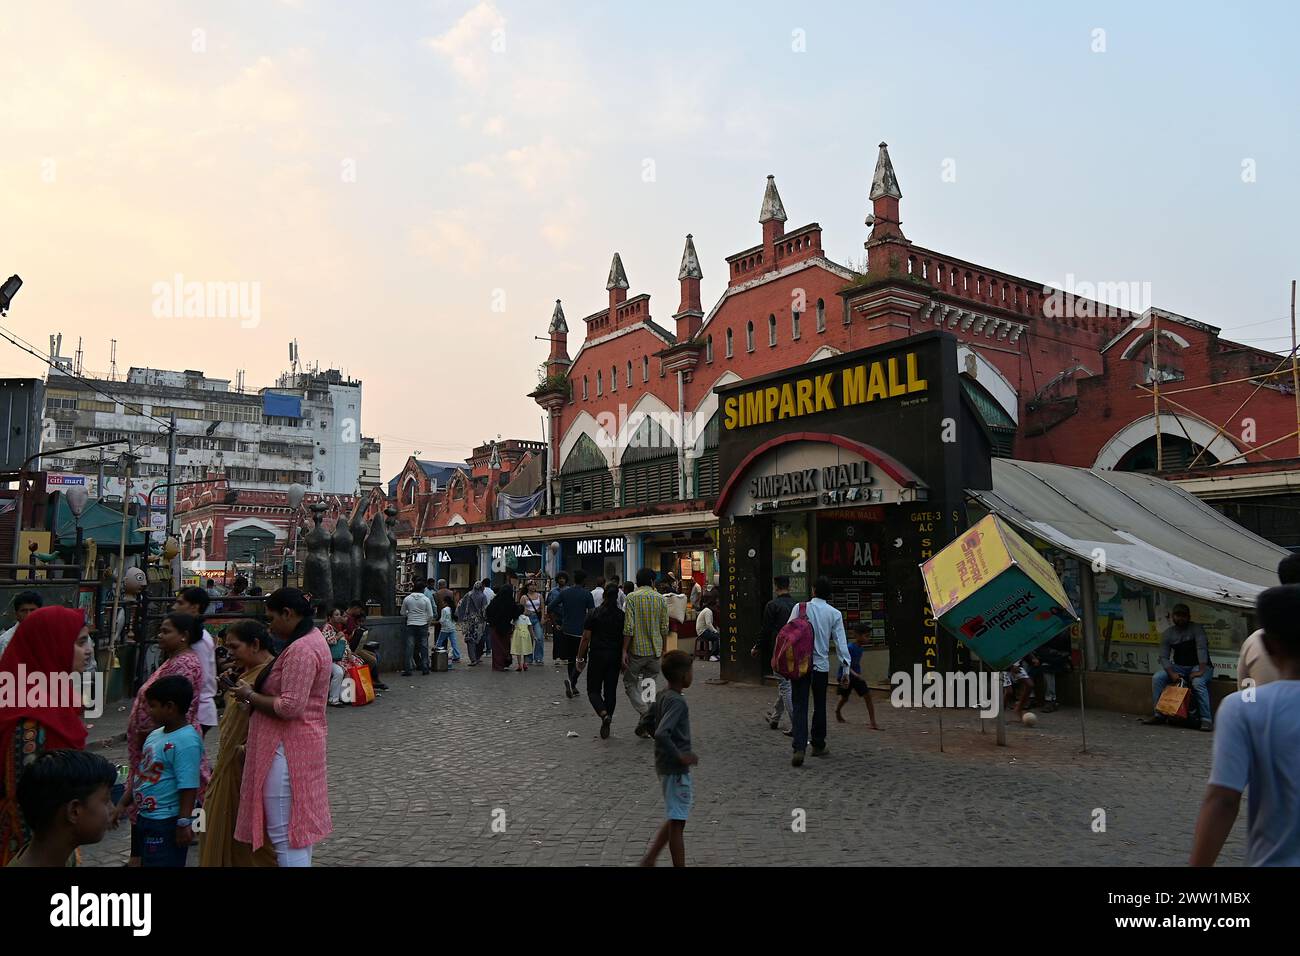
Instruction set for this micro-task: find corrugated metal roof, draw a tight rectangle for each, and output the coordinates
[969,459,1288,608]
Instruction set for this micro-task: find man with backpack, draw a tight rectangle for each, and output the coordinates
[777,576,852,767]
[753,576,796,733]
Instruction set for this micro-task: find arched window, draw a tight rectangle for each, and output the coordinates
[726,328,734,357]
[768,314,777,346]
[706,335,714,363]
[642,356,649,381]
[746,321,755,352]
[596,371,603,396]
[610,365,617,392]
[792,310,801,339]
[403,479,416,505]
[816,299,826,332]
[583,375,589,400]
[626,361,632,388]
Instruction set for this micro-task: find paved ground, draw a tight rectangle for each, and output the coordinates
[83,654,1245,866]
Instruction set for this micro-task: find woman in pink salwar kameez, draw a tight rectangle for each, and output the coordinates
[231,588,332,866]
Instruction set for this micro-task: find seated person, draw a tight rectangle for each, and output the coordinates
[342,601,387,692]
[1027,631,1072,712]
[1003,660,1033,713]
[1144,604,1214,731]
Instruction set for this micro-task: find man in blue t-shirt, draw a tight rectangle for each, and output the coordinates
[1191,586,1300,866]
[548,569,595,700]
[835,621,880,730]
[121,675,203,868]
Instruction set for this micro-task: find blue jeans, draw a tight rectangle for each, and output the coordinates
[1152,664,1212,724]
[529,618,544,663]
[790,669,829,753]
[435,624,462,661]
[404,624,430,673]
[137,816,189,867]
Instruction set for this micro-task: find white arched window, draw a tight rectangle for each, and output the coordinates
[816,299,826,332]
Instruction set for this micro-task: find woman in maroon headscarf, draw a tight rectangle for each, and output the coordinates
[0,606,95,866]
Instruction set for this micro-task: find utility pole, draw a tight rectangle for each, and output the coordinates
[1291,280,1299,457]
[97,448,105,496]
[164,413,178,537]
[1152,311,1163,471]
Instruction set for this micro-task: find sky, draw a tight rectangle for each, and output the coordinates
[1,0,1297,483]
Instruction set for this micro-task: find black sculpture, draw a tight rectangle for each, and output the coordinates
[362,510,391,615]
[329,513,354,608]
[303,502,333,610]
[349,505,368,603]
[384,506,398,611]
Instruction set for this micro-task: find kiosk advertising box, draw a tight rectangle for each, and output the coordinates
[713,331,994,684]
[920,513,1078,669]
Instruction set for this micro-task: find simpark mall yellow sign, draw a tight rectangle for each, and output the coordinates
[722,351,928,430]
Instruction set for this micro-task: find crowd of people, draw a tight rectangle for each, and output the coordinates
[1,552,1298,869]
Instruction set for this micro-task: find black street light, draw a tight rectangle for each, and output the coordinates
[0,274,21,315]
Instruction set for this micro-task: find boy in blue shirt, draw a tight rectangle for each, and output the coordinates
[131,675,202,867]
[835,622,881,730]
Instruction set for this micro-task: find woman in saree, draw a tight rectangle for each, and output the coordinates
[199,620,277,867]
[0,606,95,865]
[231,588,332,867]
[113,612,211,866]
[484,584,518,672]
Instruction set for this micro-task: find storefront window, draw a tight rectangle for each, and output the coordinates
[772,515,809,600]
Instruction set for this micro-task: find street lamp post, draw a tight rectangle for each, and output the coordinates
[281,483,307,589]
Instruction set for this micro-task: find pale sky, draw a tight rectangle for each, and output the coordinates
[1,1,1296,482]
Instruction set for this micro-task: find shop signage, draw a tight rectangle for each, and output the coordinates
[45,473,87,487]
[727,440,918,518]
[490,544,539,559]
[920,514,1077,669]
[750,461,878,509]
[722,352,928,431]
[575,537,625,556]
[437,550,452,562]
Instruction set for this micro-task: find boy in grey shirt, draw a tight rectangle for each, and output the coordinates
[640,650,697,867]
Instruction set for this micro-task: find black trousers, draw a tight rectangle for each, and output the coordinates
[790,670,829,753]
[586,649,621,718]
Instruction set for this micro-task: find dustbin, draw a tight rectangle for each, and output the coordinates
[433,648,449,672]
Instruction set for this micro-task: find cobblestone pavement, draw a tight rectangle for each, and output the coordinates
[82,655,1245,866]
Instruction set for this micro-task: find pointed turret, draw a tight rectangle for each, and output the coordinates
[545,298,570,373]
[758,175,787,224]
[677,234,702,281]
[865,142,909,273]
[606,253,629,291]
[674,234,703,340]
[548,298,568,335]
[759,174,786,268]
[606,252,628,315]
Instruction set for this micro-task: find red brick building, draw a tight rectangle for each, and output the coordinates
[407,143,1298,581]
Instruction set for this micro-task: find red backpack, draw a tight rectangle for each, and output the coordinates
[771,602,814,680]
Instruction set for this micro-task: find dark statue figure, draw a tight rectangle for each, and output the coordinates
[303,503,333,610]
[329,514,354,608]
[349,505,368,603]
[362,510,392,615]
[384,506,398,612]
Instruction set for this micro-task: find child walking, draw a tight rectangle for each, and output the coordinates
[835,622,881,729]
[437,595,460,669]
[640,650,697,867]
[117,675,203,867]
[511,605,533,672]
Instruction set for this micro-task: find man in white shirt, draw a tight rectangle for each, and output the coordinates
[1237,554,1300,690]
[786,575,852,767]
[401,585,435,676]
[173,586,219,736]
[481,578,496,604]
[591,576,606,608]
[0,590,43,659]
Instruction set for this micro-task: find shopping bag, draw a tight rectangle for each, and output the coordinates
[1155,681,1190,719]
[347,662,376,706]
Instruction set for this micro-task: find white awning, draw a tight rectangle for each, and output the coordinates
[968,459,1289,609]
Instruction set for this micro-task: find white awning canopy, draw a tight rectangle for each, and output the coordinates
[968,459,1289,609]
